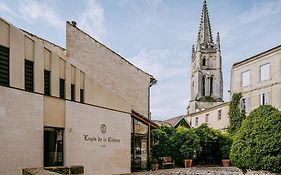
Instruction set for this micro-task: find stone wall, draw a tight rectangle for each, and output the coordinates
[65,101,131,175]
[66,22,152,117]
[0,86,43,175]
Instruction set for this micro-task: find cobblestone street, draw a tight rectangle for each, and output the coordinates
[120,167,243,175]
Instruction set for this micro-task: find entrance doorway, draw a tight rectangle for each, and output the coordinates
[44,127,64,167]
[131,118,148,171]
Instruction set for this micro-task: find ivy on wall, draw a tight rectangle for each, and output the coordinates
[227,92,246,135]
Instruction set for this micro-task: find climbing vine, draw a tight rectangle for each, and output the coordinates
[227,92,246,135]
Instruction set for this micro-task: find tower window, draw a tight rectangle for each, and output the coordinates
[202,57,206,66]
[44,70,51,95]
[59,79,65,99]
[0,45,9,87]
[202,76,205,96]
[71,84,75,101]
[25,60,34,92]
[210,76,214,95]
[260,93,269,105]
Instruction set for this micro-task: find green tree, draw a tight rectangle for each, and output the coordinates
[228,92,246,135]
[230,105,281,173]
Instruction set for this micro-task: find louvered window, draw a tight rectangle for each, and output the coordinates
[25,60,34,92]
[44,70,51,95]
[59,79,65,99]
[80,89,84,103]
[71,84,75,101]
[0,45,9,86]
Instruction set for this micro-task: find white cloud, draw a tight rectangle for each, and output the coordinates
[131,48,189,119]
[0,2,11,13]
[18,0,64,29]
[79,0,106,41]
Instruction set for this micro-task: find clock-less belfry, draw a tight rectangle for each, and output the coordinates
[188,0,224,114]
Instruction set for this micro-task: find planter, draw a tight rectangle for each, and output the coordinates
[183,159,193,168]
[151,164,159,171]
[222,159,230,167]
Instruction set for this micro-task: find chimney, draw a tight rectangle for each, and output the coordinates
[71,21,77,27]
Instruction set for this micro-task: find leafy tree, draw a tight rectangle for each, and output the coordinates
[228,92,246,135]
[230,105,281,173]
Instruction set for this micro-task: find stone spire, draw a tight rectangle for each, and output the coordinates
[216,32,220,51]
[197,0,214,49]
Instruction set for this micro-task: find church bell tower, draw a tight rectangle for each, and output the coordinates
[188,0,223,114]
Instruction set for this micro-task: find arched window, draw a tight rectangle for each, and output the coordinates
[202,57,206,66]
[210,76,214,95]
[202,76,205,96]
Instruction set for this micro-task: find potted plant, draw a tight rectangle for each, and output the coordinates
[150,158,159,171]
[220,144,231,167]
[180,130,201,168]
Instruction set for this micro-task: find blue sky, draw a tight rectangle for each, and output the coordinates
[1,0,281,120]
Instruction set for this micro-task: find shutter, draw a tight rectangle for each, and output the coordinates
[0,45,9,86]
[25,59,34,92]
[44,70,51,95]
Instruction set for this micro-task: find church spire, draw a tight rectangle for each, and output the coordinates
[197,0,214,49]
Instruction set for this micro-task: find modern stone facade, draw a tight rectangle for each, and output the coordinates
[0,17,156,175]
[231,45,281,113]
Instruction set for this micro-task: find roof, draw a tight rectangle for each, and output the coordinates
[188,101,230,116]
[233,44,281,68]
[164,115,187,126]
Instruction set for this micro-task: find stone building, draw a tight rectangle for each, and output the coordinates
[0,17,157,175]
[181,0,229,131]
[231,45,281,113]
[188,0,224,115]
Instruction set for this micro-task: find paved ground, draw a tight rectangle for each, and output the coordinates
[120,167,243,175]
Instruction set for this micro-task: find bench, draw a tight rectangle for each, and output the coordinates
[160,157,175,169]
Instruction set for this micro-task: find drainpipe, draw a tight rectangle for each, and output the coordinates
[147,78,157,170]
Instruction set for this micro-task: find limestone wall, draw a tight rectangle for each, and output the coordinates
[0,86,43,175]
[65,101,131,175]
[66,22,152,117]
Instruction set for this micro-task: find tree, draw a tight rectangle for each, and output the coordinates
[230,105,281,173]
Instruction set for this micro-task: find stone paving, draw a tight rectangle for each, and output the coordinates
[121,167,243,175]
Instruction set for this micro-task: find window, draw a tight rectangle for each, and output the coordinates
[242,71,250,87]
[80,89,84,103]
[71,84,75,101]
[205,113,209,123]
[59,79,65,98]
[202,57,206,66]
[44,70,51,95]
[44,127,64,167]
[260,93,269,105]
[202,76,205,96]
[260,64,270,81]
[25,60,34,92]
[210,76,214,95]
[0,45,9,86]
[195,117,199,126]
[241,97,249,113]
[218,110,222,120]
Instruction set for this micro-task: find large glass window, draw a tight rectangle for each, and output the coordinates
[131,118,148,172]
[242,71,250,87]
[44,127,64,167]
[260,64,270,81]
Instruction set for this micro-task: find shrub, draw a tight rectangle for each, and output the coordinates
[230,105,281,173]
[179,128,201,159]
